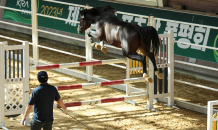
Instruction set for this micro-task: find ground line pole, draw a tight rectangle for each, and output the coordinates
[31,0,39,65]
[0,42,7,128]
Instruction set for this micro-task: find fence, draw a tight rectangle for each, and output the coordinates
[207,100,218,130]
[0,41,30,129]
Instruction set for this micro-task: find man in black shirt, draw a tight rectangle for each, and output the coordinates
[22,71,68,130]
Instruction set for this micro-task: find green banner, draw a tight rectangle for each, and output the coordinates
[3,0,218,63]
[3,0,32,24]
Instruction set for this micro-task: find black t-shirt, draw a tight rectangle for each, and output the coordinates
[28,83,60,123]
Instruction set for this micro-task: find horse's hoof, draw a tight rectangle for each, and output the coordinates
[145,77,153,83]
[143,73,148,78]
[91,43,96,47]
[95,44,101,50]
[101,47,108,54]
[88,37,93,43]
[157,74,164,79]
[155,71,164,79]
[87,30,92,37]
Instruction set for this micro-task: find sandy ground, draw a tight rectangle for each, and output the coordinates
[1,31,218,130]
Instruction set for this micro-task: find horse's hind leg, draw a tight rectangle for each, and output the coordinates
[146,52,164,79]
[122,51,151,80]
[141,55,148,77]
[126,53,147,74]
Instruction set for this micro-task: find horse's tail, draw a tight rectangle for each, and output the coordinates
[139,26,160,55]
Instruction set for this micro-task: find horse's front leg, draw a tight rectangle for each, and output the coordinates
[86,30,100,49]
[87,30,107,53]
[87,30,96,45]
[87,30,99,39]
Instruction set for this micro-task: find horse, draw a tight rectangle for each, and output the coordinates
[77,5,163,79]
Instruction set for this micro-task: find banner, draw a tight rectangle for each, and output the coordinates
[2,0,218,63]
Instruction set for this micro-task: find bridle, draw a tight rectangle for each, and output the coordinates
[78,15,84,32]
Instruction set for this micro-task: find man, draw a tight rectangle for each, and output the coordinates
[22,71,68,130]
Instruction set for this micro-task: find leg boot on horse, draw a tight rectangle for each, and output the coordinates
[87,30,103,50]
[146,52,164,79]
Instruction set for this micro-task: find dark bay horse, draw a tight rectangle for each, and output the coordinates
[77,5,163,79]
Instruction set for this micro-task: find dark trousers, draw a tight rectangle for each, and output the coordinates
[31,119,53,130]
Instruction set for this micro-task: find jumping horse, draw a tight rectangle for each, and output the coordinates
[77,5,163,79]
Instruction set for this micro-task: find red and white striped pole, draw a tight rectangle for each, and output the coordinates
[30,58,125,70]
[56,77,153,91]
[54,95,146,108]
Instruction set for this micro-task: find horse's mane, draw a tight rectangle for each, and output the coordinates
[80,5,116,16]
[95,5,116,13]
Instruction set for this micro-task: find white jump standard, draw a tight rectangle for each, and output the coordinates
[0,41,30,129]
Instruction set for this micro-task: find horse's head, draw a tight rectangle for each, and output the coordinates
[77,5,116,34]
[77,9,95,34]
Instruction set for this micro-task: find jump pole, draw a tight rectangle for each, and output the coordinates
[56,77,153,90]
[30,77,152,92]
[30,58,126,70]
[54,95,146,108]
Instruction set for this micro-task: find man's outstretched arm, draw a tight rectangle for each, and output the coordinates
[22,105,33,125]
[56,98,68,114]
